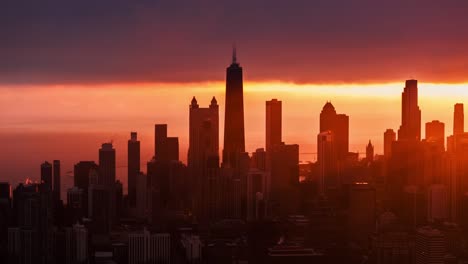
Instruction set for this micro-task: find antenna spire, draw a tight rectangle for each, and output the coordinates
[232,44,237,64]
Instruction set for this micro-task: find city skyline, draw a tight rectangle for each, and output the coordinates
[3,48,468,264]
[5,1,468,263]
[1,79,467,189]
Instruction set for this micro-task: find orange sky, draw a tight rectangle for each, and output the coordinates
[1,81,467,194]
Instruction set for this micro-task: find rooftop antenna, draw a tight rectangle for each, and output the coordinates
[232,43,237,64]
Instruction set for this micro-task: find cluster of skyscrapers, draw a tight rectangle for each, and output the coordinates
[1,51,468,264]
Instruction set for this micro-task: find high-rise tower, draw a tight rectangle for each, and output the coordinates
[128,132,140,207]
[99,143,116,185]
[223,48,245,167]
[53,160,61,203]
[41,161,52,191]
[319,102,349,161]
[398,79,421,141]
[454,103,464,135]
[188,96,219,220]
[384,129,396,158]
[266,99,282,152]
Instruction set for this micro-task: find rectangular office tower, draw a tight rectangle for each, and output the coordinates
[128,132,140,207]
[188,96,219,221]
[266,99,282,152]
[155,124,179,162]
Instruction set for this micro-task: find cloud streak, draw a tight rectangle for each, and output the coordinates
[2,0,468,84]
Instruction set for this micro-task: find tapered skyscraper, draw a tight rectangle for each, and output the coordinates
[398,79,421,141]
[223,48,245,167]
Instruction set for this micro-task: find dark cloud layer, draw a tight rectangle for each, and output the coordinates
[2,0,468,84]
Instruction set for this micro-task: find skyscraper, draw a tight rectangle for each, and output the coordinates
[128,229,171,264]
[454,103,464,135]
[414,227,446,264]
[74,161,98,191]
[155,124,168,159]
[53,160,61,203]
[73,161,98,217]
[366,140,374,162]
[317,131,336,197]
[99,143,116,185]
[223,48,245,167]
[319,102,349,161]
[425,120,445,150]
[128,132,140,207]
[188,96,219,220]
[398,79,421,141]
[266,99,282,152]
[155,124,179,162]
[384,129,396,158]
[41,161,52,191]
[347,182,375,248]
[269,143,299,215]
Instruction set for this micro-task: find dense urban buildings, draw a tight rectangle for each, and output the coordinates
[3,51,468,264]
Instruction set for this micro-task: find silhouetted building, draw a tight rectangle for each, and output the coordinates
[426,120,445,150]
[251,148,267,171]
[180,234,203,263]
[319,102,349,162]
[366,140,374,162]
[67,187,84,224]
[347,182,375,248]
[11,182,54,263]
[384,129,396,159]
[0,182,9,199]
[155,124,168,158]
[65,223,88,264]
[0,182,10,260]
[223,48,246,168]
[428,184,448,222]
[414,226,446,264]
[88,185,112,234]
[53,160,61,204]
[128,132,140,207]
[188,96,220,221]
[73,161,97,218]
[266,99,282,152]
[98,143,116,185]
[128,229,170,264]
[41,161,52,191]
[147,158,187,225]
[398,79,421,141]
[317,131,337,197]
[454,103,464,135]
[155,124,179,162]
[246,169,267,220]
[269,143,299,215]
[135,172,148,220]
[74,161,98,191]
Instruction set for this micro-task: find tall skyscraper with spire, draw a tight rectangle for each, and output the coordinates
[398,79,421,141]
[223,47,245,167]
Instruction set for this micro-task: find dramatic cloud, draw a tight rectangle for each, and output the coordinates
[2,0,468,84]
